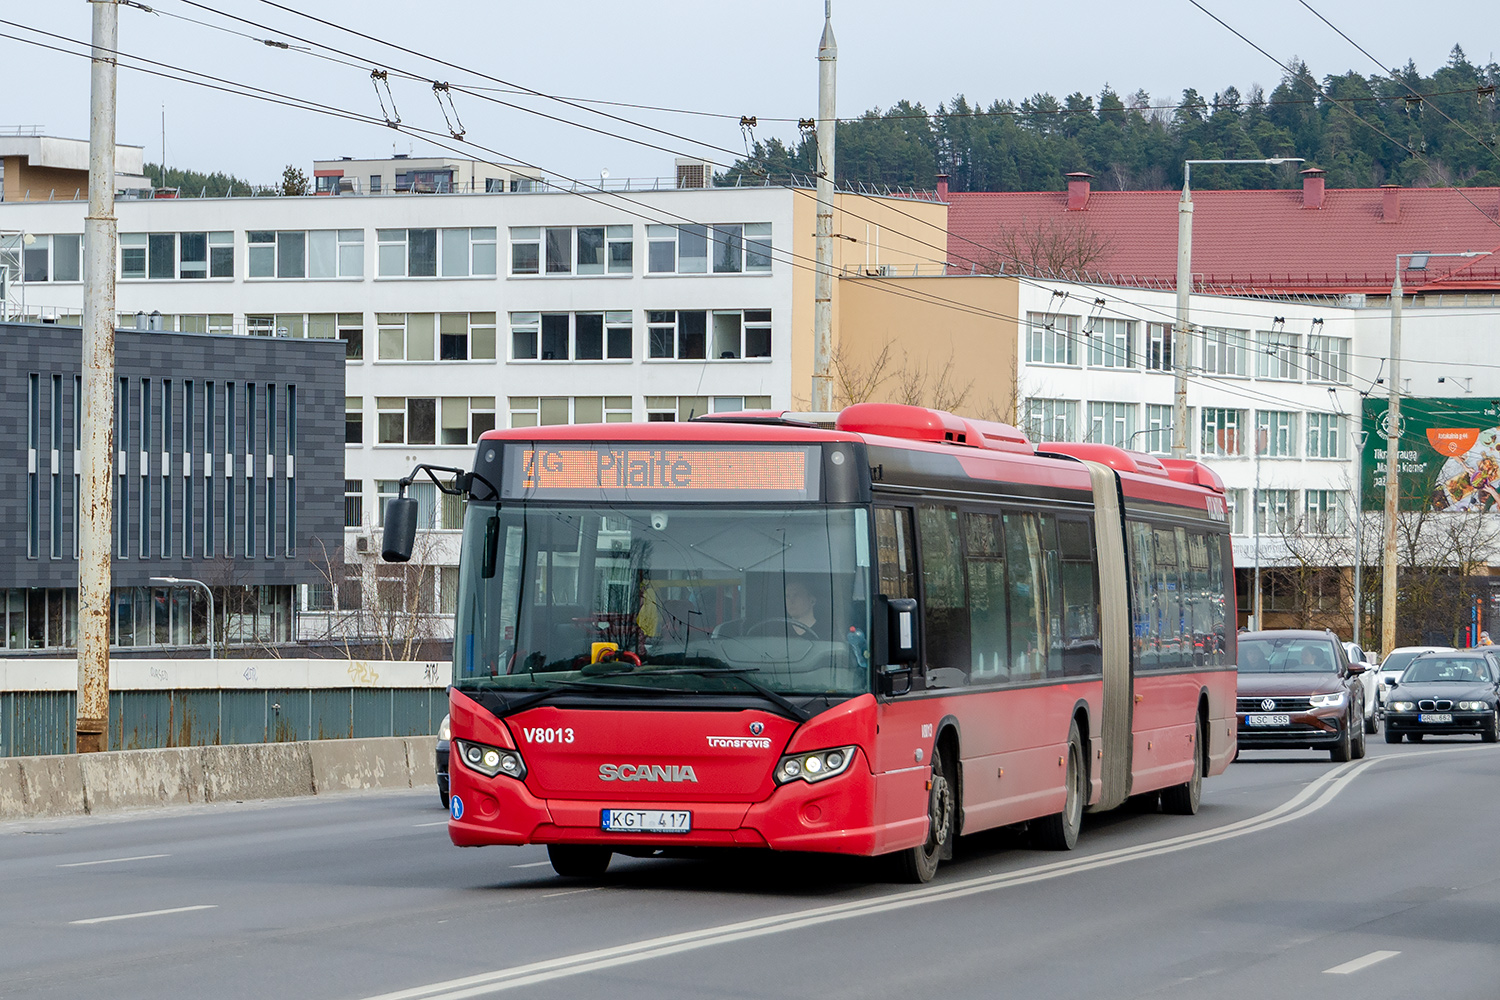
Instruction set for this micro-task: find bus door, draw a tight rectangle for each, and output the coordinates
[1081,461,1133,811]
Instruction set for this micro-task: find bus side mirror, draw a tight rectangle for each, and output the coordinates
[885,597,920,665]
[382,497,419,562]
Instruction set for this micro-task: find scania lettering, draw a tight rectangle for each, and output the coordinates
[389,403,1237,882]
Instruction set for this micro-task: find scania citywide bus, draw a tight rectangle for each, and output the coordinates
[383,402,1236,882]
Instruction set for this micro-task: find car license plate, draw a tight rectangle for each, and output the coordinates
[1247,713,1290,726]
[1419,713,1453,723]
[600,809,691,834]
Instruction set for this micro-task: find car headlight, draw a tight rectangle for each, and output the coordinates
[1458,701,1493,711]
[774,746,856,785]
[1309,691,1347,708]
[438,714,452,742]
[1391,701,1415,712]
[455,739,526,779]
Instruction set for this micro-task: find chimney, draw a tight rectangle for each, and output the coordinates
[1300,167,1326,210]
[1381,183,1401,223]
[1065,171,1092,211]
[936,173,949,200]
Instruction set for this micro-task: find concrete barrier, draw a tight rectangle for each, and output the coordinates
[0,737,440,821]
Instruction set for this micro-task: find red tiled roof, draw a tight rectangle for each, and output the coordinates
[946,185,1500,293]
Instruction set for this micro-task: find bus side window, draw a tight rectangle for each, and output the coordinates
[1003,511,1048,681]
[917,504,971,688]
[1127,521,1155,670]
[874,506,917,600]
[1058,517,1101,676]
[1038,515,1065,679]
[964,511,1009,682]
[1153,526,1184,670]
[1207,532,1231,666]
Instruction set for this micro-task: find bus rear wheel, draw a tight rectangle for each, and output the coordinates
[1034,720,1084,851]
[1162,717,1204,816]
[547,844,612,878]
[891,744,954,884]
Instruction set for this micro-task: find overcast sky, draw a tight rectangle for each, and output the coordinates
[4,0,1498,185]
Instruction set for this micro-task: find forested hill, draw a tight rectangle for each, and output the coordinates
[718,46,1500,193]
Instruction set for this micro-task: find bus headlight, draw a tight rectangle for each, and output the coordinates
[456,739,526,780]
[774,746,856,785]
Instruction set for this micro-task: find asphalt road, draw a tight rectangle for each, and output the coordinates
[3,738,1498,1000]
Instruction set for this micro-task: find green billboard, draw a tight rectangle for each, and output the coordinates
[1363,397,1500,511]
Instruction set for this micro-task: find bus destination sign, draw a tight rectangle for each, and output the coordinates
[503,444,821,501]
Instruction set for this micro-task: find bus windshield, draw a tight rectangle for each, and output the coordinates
[452,503,872,702]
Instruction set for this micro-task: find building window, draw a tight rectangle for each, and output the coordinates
[641,309,769,361]
[1305,490,1347,534]
[1201,407,1246,456]
[1257,410,1297,458]
[50,374,63,559]
[509,396,635,427]
[1087,319,1134,368]
[1255,489,1295,534]
[17,234,83,282]
[1225,488,1247,535]
[510,225,633,276]
[1200,327,1249,376]
[1026,313,1079,366]
[139,378,151,558]
[441,396,497,444]
[510,311,632,361]
[338,313,364,360]
[1307,335,1351,384]
[379,228,494,277]
[377,480,436,527]
[27,374,39,559]
[646,223,770,275]
[1256,329,1301,380]
[183,380,194,558]
[346,396,363,444]
[249,229,361,279]
[1087,401,1136,449]
[116,377,129,558]
[1023,398,1078,443]
[344,479,364,529]
[204,380,215,558]
[1143,404,1175,455]
[121,232,230,280]
[1306,412,1341,459]
[1145,322,1177,371]
[376,397,436,445]
[435,312,497,361]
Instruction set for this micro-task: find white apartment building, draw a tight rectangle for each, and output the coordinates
[1,176,947,631]
[1014,278,1500,627]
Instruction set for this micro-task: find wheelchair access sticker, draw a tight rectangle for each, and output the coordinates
[450,795,464,821]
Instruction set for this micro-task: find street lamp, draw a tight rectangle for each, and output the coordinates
[1380,250,1492,656]
[1173,158,1303,459]
[149,576,215,658]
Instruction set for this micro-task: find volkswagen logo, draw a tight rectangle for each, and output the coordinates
[1261,698,1276,711]
[749,721,764,736]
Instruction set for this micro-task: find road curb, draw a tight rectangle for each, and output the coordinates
[0,737,438,820]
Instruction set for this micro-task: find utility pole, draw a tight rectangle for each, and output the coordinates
[77,0,118,754]
[811,1,837,412]
[1172,174,1192,459]
[1380,270,1403,659]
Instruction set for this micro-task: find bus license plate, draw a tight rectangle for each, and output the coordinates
[601,809,691,833]
[1247,713,1290,726]
[1419,713,1453,723]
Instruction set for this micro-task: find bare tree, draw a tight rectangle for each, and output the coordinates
[986,217,1117,278]
[829,340,981,416]
[303,530,450,661]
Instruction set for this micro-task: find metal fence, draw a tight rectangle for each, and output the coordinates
[0,688,444,758]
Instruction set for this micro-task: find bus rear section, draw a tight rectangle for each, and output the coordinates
[400,404,1234,881]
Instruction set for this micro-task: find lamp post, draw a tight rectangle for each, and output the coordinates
[1380,250,1492,657]
[150,576,215,658]
[1174,158,1303,459]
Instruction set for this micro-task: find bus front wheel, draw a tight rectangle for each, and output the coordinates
[547,844,612,878]
[890,743,954,883]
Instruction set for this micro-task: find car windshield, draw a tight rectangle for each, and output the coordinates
[1402,658,1491,683]
[451,502,872,702]
[1380,650,1426,674]
[1238,637,1338,673]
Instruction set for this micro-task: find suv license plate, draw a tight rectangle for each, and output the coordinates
[1247,713,1290,726]
[1419,713,1453,723]
[601,809,691,833]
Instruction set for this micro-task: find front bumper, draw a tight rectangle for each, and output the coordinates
[1385,711,1491,736]
[444,746,920,857]
[1236,710,1346,749]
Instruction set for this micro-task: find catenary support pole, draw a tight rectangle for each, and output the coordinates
[77,0,118,754]
[811,2,837,411]
[1380,271,1403,659]
[1172,168,1193,459]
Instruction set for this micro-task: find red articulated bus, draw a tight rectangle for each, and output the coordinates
[384,402,1237,882]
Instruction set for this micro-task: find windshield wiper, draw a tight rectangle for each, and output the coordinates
[635,663,812,721]
[485,677,699,716]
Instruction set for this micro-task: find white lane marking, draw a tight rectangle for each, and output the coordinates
[510,862,552,869]
[57,854,170,868]
[414,821,449,828]
[353,744,1484,1000]
[70,904,217,925]
[1325,950,1400,975]
[541,888,599,899]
